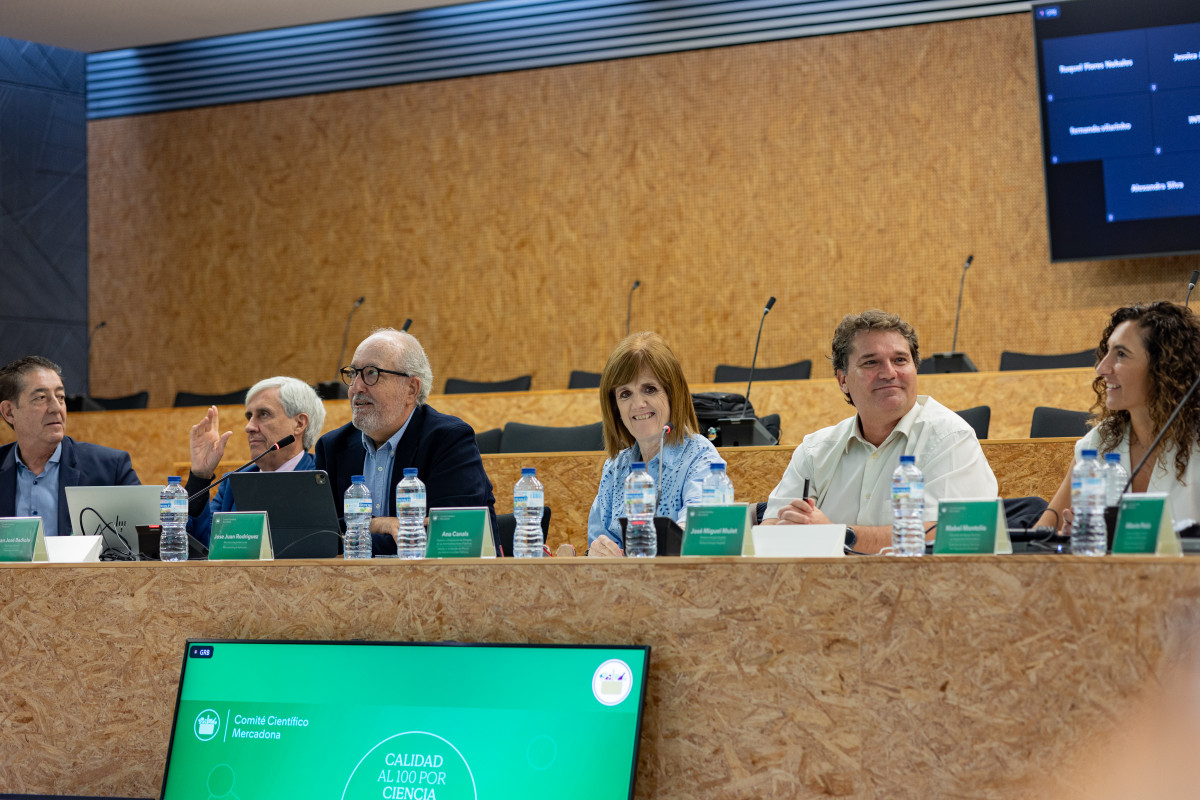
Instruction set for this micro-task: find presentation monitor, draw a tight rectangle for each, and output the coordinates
[161,639,651,800]
[1033,0,1200,261]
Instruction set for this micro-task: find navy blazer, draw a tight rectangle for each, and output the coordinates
[0,436,140,535]
[314,404,495,555]
[186,450,317,546]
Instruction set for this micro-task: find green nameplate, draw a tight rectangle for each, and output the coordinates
[427,507,495,558]
[934,498,1011,555]
[0,517,47,562]
[682,505,754,556]
[210,512,274,560]
[1112,493,1180,555]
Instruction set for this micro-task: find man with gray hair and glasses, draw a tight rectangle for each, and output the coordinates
[185,376,327,546]
[315,327,495,556]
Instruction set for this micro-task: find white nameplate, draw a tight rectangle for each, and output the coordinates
[745,524,845,557]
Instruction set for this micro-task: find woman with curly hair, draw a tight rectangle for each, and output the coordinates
[1037,300,1200,529]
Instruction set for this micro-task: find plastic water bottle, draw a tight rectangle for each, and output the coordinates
[159,475,189,562]
[700,463,734,505]
[343,475,373,559]
[890,455,925,556]
[1071,449,1107,556]
[513,468,544,558]
[395,468,427,560]
[1103,452,1129,507]
[624,462,657,557]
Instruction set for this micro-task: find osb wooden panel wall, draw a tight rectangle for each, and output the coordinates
[1,558,1198,798]
[85,14,1193,409]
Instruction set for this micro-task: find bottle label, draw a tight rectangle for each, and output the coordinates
[624,489,655,507]
[343,498,372,515]
[1082,476,1104,496]
[395,492,426,508]
[891,485,909,499]
[514,490,543,510]
[910,481,924,502]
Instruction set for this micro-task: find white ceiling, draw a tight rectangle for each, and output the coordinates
[0,0,462,53]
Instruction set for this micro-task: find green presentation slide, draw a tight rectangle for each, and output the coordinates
[162,641,648,800]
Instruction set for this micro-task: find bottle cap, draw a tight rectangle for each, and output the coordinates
[710,462,725,471]
[351,475,364,483]
[631,461,645,470]
[521,467,536,476]
[1081,449,1098,458]
[1104,453,1121,463]
[899,455,916,464]
[168,475,182,483]
[403,468,418,477]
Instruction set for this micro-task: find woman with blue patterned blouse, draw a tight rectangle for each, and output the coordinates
[587,332,725,556]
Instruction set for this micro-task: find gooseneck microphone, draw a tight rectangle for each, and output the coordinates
[737,296,776,421]
[950,255,973,354]
[187,434,297,503]
[88,320,107,345]
[1186,270,1199,310]
[655,423,671,515]
[626,280,641,337]
[336,297,366,374]
[401,318,412,332]
[1121,367,1200,496]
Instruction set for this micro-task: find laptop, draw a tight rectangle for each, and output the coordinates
[227,470,341,558]
[65,484,165,557]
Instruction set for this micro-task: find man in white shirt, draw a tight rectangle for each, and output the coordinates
[761,310,997,553]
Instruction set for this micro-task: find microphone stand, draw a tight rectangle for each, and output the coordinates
[1122,367,1200,496]
[316,297,365,399]
[187,435,296,502]
[1186,270,1198,310]
[927,255,978,373]
[737,297,775,421]
[626,280,640,337]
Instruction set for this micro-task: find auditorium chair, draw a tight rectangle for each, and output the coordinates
[713,359,812,383]
[493,505,552,557]
[954,405,991,440]
[1030,406,1091,438]
[89,391,150,410]
[443,375,532,394]
[475,427,503,455]
[998,349,1094,371]
[567,370,602,389]
[499,421,604,453]
[173,388,250,407]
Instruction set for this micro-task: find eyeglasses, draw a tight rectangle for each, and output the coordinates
[339,365,412,387]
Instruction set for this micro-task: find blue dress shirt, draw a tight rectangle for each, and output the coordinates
[15,442,63,537]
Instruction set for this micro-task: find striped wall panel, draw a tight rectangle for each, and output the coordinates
[87,0,1031,118]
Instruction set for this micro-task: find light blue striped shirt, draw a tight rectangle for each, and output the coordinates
[15,442,63,537]
[361,415,412,517]
[587,433,725,548]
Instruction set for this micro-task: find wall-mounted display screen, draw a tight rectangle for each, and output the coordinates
[1033,0,1200,261]
[160,640,650,800]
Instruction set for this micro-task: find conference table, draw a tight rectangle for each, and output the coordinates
[2,554,1197,799]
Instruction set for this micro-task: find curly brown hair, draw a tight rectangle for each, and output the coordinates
[1091,301,1200,480]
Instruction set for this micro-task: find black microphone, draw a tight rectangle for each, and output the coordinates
[1186,270,1199,310]
[401,318,412,332]
[88,320,107,345]
[950,254,972,353]
[1122,367,1200,496]
[187,434,297,502]
[336,297,366,374]
[626,280,641,337]
[737,296,775,421]
[655,423,671,514]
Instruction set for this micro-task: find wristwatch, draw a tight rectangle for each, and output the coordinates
[844,526,857,551]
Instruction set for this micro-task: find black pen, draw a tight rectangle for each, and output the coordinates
[802,477,811,505]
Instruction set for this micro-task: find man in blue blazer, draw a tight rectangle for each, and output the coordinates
[0,356,139,536]
[184,376,327,546]
[315,328,495,556]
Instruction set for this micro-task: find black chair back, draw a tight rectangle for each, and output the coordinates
[714,359,811,383]
[999,349,1094,371]
[494,505,552,557]
[475,427,503,454]
[1030,406,1091,438]
[174,388,250,407]
[954,405,991,440]
[499,421,604,453]
[568,370,602,389]
[443,375,532,394]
